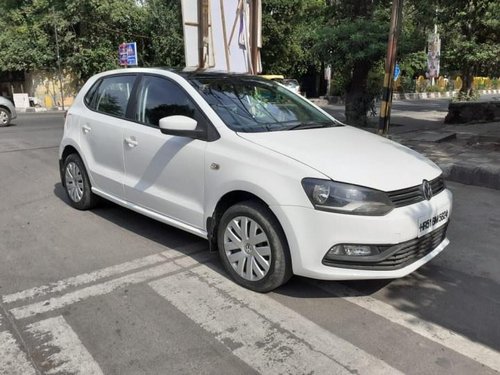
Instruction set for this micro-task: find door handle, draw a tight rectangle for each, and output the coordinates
[124,137,138,147]
[82,124,91,133]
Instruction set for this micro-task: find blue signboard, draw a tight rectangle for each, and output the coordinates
[394,63,401,80]
[119,42,138,66]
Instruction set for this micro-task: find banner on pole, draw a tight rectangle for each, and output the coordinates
[427,33,440,79]
[119,42,138,66]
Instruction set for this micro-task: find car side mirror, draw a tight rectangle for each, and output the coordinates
[159,115,204,139]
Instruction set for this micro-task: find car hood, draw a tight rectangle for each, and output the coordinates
[237,126,442,191]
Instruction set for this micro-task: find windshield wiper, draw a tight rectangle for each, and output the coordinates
[286,121,335,130]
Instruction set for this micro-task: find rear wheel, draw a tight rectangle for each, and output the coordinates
[0,108,11,127]
[62,153,98,210]
[217,201,292,292]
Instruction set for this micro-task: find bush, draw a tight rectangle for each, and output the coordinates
[451,90,480,102]
[426,85,440,93]
[399,76,416,93]
[329,72,347,97]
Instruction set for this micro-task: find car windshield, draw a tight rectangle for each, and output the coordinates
[188,76,340,133]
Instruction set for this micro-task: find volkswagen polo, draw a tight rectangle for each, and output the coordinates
[59,68,452,292]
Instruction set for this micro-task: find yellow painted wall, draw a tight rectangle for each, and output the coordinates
[25,71,77,108]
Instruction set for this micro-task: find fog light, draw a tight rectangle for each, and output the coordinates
[326,244,380,260]
[344,245,373,256]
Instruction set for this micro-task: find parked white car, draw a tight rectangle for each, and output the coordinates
[59,68,452,292]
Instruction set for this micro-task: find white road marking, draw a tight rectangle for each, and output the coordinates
[0,316,37,375]
[0,331,37,375]
[3,249,185,304]
[314,281,500,373]
[26,315,103,375]
[150,265,402,375]
[10,261,180,320]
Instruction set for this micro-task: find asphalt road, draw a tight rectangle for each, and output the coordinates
[1,112,499,375]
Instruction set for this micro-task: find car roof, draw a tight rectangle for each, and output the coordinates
[96,67,263,81]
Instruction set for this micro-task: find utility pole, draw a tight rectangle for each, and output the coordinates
[53,8,65,110]
[378,0,403,135]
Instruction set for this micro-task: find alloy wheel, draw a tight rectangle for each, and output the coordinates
[0,110,9,125]
[65,162,84,202]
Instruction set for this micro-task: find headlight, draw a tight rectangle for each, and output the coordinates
[301,178,394,216]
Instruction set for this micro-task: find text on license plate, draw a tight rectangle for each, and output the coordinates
[418,209,449,236]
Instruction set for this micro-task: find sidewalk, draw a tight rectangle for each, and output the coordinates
[318,103,500,190]
[390,122,500,190]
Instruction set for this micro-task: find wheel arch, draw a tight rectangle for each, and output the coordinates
[207,190,290,257]
[59,144,94,187]
[0,105,11,114]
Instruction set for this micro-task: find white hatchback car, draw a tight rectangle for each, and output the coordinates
[59,68,452,292]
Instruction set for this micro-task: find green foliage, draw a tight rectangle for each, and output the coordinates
[316,17,388,78]
[261,0,326,76]
[0,0,496,107]
[315,1,390,124]
[399,52,427,81]
[367,62,385,98]
[425,85,440,93]
[329,74,348,97]
[141,0,184,67]
[439,0,500,91]
[0,0,184,82]
[452,90,480,102]
[0,1,53,71]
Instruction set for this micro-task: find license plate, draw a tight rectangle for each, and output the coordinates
[418,209,449,237]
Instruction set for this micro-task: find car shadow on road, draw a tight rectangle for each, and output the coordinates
[53,182,209,257]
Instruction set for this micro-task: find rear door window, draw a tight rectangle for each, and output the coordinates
[90,75,136,117]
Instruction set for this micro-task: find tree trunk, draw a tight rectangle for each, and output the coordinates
[345,62,371,126]
[460,67,474,96]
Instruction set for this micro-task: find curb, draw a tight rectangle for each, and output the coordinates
[395,137,500,191]
[393,89,499,101]
[17,110,66,115]
[439,162,500,191]
[310,89,499,104]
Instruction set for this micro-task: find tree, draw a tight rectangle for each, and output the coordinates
[439,0,499,95]
[0,0,54,72]
[315,1,390,125]
[261,0,326,77]
[142,0,184,67]
[0,0,185,85]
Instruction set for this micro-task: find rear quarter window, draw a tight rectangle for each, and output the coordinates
[86,75,136,118]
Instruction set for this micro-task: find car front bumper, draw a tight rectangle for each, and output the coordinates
[271,188,453,280]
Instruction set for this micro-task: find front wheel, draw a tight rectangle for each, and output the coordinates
[217,201,292,292]
[0,108,11,127]
[62,153,99,210]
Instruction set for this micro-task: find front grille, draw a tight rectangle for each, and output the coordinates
[387,175,445,208]
[323,224,448,270]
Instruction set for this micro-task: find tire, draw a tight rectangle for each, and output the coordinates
[0,108,11,127]
[62,153,99,210]
[217,201,292,292]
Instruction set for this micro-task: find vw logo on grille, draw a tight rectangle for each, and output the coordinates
[422,180,433,200]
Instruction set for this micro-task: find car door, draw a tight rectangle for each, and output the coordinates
[122,75,207,229]
[78,74,137,199]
